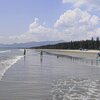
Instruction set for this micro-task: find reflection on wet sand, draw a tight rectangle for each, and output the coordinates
[43,51,100,67]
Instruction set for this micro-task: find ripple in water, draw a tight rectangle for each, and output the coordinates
[49,78,100,100]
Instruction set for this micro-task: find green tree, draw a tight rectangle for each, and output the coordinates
[91,37,95,49]
[96,37,100,49]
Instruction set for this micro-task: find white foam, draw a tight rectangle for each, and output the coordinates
[50,79,100,100]
[0,50,11,54]
[0,56,23,80]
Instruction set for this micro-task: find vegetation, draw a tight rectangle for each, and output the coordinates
[33,37,100,50]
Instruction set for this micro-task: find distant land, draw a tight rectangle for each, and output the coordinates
[0,40,63,49]
[33,37,100,50]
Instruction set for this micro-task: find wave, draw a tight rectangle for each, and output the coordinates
[0,50,11,54]
[0,56,23,80]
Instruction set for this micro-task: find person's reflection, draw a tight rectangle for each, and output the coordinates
[24,55,26,62]
[91,59,93,66]
[96,60,99,66]
[57,55,59,59]
[40,56,43,64]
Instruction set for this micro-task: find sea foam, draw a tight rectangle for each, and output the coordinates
[0,56,23,80]
[0,50,11,54]
[50,78,100,100]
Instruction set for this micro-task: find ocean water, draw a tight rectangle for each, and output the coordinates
[0,50,100,100]
[0,49,23,80]
[46,52,100,100]
[50,79,100,100]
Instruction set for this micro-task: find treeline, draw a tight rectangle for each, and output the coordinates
[33,37,100,50]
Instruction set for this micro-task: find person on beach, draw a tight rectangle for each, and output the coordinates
[24,49,26,55]
[98,52,100,56]
[97,52,100,58]
[40,51,43,64]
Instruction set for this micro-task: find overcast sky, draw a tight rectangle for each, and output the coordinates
[0,0,100,44]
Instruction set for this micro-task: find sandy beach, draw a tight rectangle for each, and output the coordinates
[38,49,100,59]
[0,49,100,100]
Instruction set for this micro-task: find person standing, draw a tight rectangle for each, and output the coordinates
[98,52,100,57]
[40,51,43,64]
[24,49,26,55]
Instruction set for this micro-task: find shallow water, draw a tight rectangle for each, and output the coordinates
[50,78,100,100]
[0,49,100,100]
[0,49,23,80]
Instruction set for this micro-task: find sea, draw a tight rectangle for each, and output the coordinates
[0,49,100,100]
[0,49,23,80]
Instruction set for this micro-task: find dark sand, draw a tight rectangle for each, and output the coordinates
[0,49,100,100]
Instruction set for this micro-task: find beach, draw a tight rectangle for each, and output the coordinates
[38,49,100,59]
[0,49,100,100]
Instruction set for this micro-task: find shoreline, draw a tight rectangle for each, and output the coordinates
[0,56,23,80]
[35,49,100,58]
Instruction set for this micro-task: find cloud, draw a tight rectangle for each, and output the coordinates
[54,8,99,28]
[28,18,66,41]
[0,8,99,44]
[62,0,86,7]
[54,8,100,40]
[88,28,100,38]
[29,18,50,34]
[0,18,65,44]
[62,0,100,11]
[88,0,100,7]
[27,9,100,42]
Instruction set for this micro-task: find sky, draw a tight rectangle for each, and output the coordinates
[0,0,100,44]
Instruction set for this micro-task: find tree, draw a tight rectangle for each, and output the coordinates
[96,37,100,49]
[33,38,100,50]
[91,37,95,49]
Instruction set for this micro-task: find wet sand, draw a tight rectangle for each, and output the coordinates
[0,49,100,100]
[39,49,100,59]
